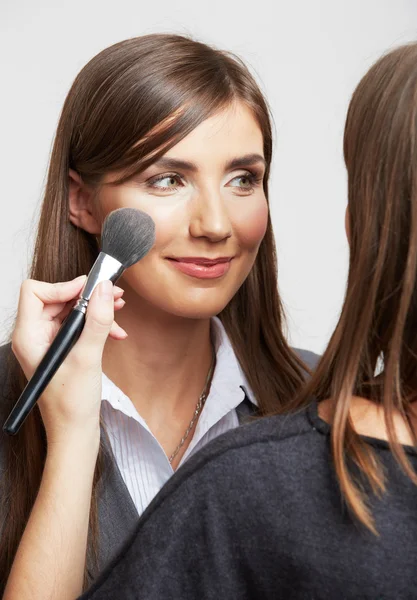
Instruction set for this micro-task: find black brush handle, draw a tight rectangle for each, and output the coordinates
[3,309,86,436]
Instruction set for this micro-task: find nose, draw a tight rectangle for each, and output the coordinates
[189,186,232,242]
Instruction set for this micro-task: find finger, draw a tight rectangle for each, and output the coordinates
[114,286,124,300]
[16,276,87,324]
[114,298,126,311]
[56,287,124,322]
[53,299,78,323]
[109,319,128,340]
[73,281,115,363]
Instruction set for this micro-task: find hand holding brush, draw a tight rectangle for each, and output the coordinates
[3,207,155,436]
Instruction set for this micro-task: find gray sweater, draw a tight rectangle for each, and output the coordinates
[80,402,417,600]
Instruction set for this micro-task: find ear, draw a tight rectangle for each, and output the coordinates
[345,205,351,246]
[68,169,101,234]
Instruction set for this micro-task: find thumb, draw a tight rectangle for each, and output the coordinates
[74,280,114,364]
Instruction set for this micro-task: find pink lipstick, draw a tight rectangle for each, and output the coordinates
[167,257,232,279]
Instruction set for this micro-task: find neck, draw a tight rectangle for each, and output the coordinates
[102,286,214,429]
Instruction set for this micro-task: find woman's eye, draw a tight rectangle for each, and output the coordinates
[227,173,259,193]
[147,174,183,191]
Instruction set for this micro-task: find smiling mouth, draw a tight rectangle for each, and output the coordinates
[166,257,233,279]
[169,257,232,265]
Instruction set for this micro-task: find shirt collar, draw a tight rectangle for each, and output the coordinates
[184,316,257,454]
[102,372,146,426]
[101,316,257,422]
[210,316,257,406]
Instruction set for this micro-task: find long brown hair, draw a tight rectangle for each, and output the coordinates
[0,34,306,591]
[293,42,417,533]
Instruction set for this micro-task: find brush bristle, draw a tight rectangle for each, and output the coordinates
[101,208,156,268]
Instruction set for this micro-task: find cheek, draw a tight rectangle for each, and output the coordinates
[145,204,185,248]
[233,198,269,249]
[99,186,185,248]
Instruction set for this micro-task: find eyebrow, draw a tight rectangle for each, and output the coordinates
[152,153,266,172]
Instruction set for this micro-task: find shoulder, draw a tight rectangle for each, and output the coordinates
[292,347,320,370]
[140,406,318,522]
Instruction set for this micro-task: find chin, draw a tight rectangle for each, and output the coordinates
[167,301,228,320]
[161,291,234,320]
[126,278,244,320]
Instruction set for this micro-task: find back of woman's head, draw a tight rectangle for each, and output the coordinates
[296,42,417,533]
[1,34,305,592]
[343,42,417,384]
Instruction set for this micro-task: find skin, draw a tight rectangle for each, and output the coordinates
[99,105,268,320]
[319,396,415,445]
[4,102,269,599]
[71,102,268,320]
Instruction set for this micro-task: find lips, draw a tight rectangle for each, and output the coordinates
[171,257,231,265]
[166,256,233,279]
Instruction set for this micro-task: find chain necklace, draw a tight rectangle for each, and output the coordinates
[168,349,216,465]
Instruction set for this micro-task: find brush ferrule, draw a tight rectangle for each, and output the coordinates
[74,252,124,314]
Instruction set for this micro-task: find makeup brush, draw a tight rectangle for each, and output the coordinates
[3,208,155,436]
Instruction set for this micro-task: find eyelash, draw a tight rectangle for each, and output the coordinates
[146,173,185,192]
[145,171,263,193]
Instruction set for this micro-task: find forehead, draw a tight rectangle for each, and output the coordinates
[164,102,264,165]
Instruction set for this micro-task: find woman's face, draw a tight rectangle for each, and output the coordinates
[99,102,268,318]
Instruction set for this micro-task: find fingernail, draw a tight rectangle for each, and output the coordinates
[114,286,125,294]
[98,280,113,299]
[57,275,86,287]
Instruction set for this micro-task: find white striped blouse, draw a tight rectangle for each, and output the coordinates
[100,317,257,516]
